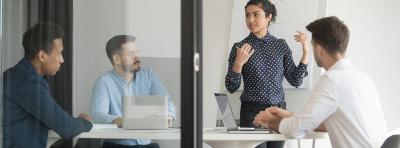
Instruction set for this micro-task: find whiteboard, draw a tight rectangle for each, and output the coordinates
[227,0,319,89]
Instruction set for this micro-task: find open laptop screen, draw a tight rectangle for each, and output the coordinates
[122,96,169,129]
[214,93,238,129]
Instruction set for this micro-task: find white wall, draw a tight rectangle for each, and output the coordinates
[325,0,400,132]
[202,0,232,128]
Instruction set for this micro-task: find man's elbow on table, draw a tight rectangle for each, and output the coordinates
[278,119,308,139]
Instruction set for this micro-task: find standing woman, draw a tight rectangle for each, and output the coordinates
[225,0,309,147]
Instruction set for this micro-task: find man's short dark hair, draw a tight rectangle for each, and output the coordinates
[105,35,136,64]
[306,16,350,54]
[22,23,64,60]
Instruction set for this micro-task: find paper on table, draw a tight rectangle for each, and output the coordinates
[91,124,119,131]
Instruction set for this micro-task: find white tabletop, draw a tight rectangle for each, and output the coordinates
[49,128,181,140]
[49,127,328,141]
[203,128,328,141]
[201,128,328,148]
[48,128,328,148]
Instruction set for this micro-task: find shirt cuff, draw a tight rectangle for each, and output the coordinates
[227,70,241,81]
[168,112,176,120]
[93,114,120,124]
[298,63,309,77]
[80,118,94,132]
[279,117,307,139]
[278,118,289,135]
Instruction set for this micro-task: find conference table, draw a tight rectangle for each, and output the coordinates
[48,127,328,148]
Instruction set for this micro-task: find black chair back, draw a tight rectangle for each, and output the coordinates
[382,135,400,148]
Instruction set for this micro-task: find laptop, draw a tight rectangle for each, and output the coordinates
[214,93,272,134]
[122,95,169,130]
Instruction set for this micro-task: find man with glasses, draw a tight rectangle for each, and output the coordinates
[90,35,176,148]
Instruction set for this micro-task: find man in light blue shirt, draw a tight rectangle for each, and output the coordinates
[90,35,176,148]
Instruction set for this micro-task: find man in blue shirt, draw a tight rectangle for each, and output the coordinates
[90,35,176,148]
[1,23,93,148]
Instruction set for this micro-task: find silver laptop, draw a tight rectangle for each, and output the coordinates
[122,96,169,129]
[214,93,272,134]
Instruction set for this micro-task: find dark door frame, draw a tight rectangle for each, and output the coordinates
[181,0,203,147]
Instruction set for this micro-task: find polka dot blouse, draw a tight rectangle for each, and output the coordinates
[225,33,308,104]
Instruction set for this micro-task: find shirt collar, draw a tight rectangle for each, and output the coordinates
[19,58,33,69]
[19,58,40,75]
[111,69,137,84]
[111,69,129,84]
[328,58,352,71]
[18,58,50,88]
[248,32,272,43]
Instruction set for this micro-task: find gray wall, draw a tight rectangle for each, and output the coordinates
[1,0,29,71]
[140,57,181,127]
[73,0,126,117]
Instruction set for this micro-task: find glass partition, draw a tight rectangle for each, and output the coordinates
[0,0,202,147]
[73,0,183,147]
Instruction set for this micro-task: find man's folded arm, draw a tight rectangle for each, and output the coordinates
[279,75,336,138]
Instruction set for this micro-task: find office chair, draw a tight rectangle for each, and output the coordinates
[381,134,400,148]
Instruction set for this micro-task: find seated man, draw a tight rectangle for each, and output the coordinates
[2,23,93,148]
[253,16,387,148]
[90,35,176,148]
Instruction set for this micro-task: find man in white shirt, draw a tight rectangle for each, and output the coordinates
[253,16,387,148]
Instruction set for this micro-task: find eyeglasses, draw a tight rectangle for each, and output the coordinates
[119,49,140,58]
